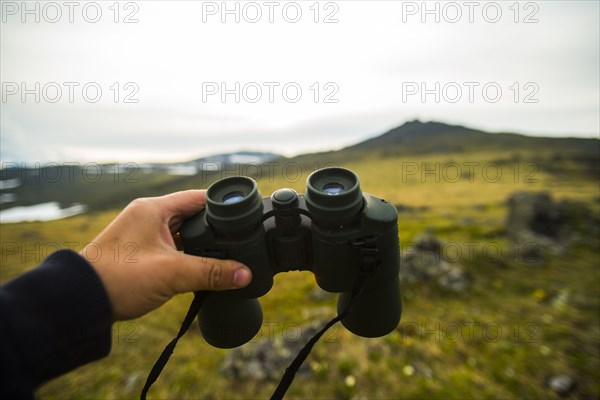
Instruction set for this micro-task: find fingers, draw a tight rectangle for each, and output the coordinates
[155,190,207,234]
[167,253,252,294]
[157,190,207,219]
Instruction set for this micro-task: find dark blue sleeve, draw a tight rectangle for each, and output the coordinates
[0,249,113,398]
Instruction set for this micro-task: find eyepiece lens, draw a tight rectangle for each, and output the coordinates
[305,167,363,225]
[222,191,245,204]
[205,176,263,235]
[323,183,345,195]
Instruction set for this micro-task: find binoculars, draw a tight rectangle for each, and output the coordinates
[179,167,402,348]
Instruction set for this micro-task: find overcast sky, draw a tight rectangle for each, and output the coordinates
[1,0,599,163]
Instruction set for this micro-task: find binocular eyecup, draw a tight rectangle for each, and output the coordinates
[205,176,264,236]
[305,167,364,226]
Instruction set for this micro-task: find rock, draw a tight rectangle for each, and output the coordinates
[400,232,470,291]
[512,235,547,264]
[505,192,598,260]
[506,192,563,239]
[414,231,442,253]
[557,199,599,233]
[547,374,576,397]
[437,265,470,292]
[245,359,267,380]
[220,322,322,381]
[506,192,597,242]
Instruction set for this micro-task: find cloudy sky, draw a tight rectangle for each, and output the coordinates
[1,0,598,163]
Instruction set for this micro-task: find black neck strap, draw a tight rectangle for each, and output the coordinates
[141,240,379,400]
[269,263,371,399]
[140,291,209,400]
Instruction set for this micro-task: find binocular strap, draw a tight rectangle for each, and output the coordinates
[140,291,209,400]
[269,270,369,400]
[141,249,374,400]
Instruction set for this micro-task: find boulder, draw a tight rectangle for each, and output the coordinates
[506,192,597,241]
[547,374,576,397]
[220,322,322,381]
[400,232,470,292]
[506,192,598,260]
[506,192,563,239]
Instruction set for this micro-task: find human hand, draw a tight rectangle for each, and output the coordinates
[80,190,252,321]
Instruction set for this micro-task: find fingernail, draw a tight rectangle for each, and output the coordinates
[233,267,252,288]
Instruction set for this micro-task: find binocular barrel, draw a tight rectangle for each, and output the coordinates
[182,167,401,348]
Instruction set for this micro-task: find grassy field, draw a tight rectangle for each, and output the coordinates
[1,148,599,399]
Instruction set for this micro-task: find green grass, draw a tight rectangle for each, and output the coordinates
[1,149,598,399]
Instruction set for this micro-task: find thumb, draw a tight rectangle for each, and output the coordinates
[166,252,253,293]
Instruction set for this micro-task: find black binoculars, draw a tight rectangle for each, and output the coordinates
[179,167,402,348]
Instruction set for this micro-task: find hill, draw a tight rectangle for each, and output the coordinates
[292,120,599,162]
[0,151,282,215]
[0,121,598,217]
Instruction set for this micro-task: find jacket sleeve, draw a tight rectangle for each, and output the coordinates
[0,249,113,398]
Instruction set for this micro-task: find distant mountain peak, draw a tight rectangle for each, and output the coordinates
[343,119,481,153]
[392,119,474,134]
[339,119,597,157]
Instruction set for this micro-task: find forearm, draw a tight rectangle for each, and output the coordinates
[0,249,113,397]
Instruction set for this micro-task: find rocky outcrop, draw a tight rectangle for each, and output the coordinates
[506,192,597,240]
[506,192,599,260]
[220,322,323,381]
[399,232,470,292]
